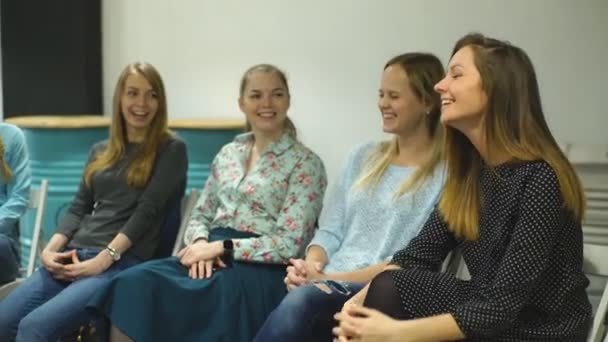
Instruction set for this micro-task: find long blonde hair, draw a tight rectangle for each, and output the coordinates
[356,53,444,198]
[439,33,585,240]
[239,64,297,138]
[84,62,171,188]
[0,138,12,181]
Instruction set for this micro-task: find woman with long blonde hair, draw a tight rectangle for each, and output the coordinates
[255,52,445,342]
[0,62,188,342]
[335,33,592,341]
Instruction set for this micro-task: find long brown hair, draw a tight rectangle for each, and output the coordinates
[84,62,171,188]
[239,64,297,138]
[0,138,12,181]
[356,53,444,197]
[439,33,585,240]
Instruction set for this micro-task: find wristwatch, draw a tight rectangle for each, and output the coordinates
[105,245,121,261]
[222,239,234,266]
[223,239,234,255]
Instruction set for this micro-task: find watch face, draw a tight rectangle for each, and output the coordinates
[223,239,234,250]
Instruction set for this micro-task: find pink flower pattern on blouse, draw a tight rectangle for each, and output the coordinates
[184,132,327,263]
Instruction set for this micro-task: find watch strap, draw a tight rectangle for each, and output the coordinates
[105,245,120,261]
[221,239,234,266]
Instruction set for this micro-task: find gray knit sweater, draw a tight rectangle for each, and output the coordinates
[56,136,188,260]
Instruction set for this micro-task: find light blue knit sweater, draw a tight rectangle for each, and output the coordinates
[308,142,445,274]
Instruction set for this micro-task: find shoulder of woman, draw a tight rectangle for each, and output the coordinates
[516,160,558,183]
[350,141,383,162]
[293,142,325,166]
[0,122,26,141]
[162,135,187,152]
[214,139,242,158]
[91,139,109,154]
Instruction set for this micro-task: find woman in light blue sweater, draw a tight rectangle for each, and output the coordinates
[0,123,31,286]
[255,52,446,342]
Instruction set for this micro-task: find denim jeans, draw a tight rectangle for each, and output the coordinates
[0,234,19,285]
[254,280,365,342]
[0,247,140,342]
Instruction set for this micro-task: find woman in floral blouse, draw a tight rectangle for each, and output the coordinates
[87,64,327,342]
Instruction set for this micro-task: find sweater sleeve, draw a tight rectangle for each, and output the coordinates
[307,144,367,258]
[451,163,567,338]
[233,152,327,263]
[0,127,31,230]
[119,139,188,243]
[390,208,457,271]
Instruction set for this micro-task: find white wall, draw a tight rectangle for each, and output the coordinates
[102,0,608,186]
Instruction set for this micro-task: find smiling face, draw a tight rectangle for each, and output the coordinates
[239,71,290,136]
[434,45,488,133]
[120,72,159,140]
[378,64,428,138]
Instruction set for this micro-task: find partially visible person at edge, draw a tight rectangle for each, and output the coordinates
[334,33,592,342]
[87,63,327,342]
[0,122,31,286]
[0,62,188,342]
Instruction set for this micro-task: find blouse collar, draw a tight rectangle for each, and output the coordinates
[233,131,296,156]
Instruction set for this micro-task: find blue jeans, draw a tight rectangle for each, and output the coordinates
[0,234,19,285]
[254,280,365,342]
[0,248,140,342]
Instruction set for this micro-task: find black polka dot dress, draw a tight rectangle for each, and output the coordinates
[389,161,592,341]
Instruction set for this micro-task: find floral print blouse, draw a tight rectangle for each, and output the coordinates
[184,132,327,263]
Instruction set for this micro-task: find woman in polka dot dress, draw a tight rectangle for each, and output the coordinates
[334,33,592,341]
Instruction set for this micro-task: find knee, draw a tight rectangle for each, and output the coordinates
[256,283,336,341]
[261,285,319,328]
[0,308,19,341]
[364,271,401,310]
[0,235,10,249]
[16,313,47,341]
[272,284,317,319]
[0,236,17,261]
[368,271,397,294]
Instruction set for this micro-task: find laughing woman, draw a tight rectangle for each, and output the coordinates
[334,33,592,342]
[255,52,446,342]
[0,62,188,342]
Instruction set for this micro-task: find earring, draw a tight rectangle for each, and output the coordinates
[425,110,431,115]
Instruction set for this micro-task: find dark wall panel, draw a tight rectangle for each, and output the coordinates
[1,0,102,117]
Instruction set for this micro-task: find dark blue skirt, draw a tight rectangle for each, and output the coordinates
[87,228,288,342]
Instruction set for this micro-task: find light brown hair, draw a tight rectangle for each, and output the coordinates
[356,53,445,197]
[239,64,297,137]
[439,33,585,240]
[0,138,12,181]
[84,62,171,188]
